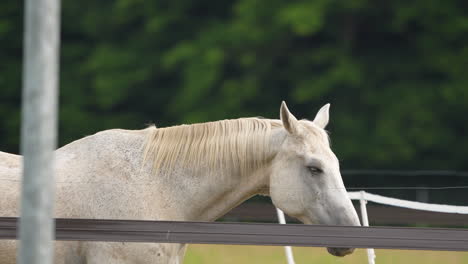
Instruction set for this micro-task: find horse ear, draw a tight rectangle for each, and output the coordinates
[280,101,299,134]
[313,103,330,129]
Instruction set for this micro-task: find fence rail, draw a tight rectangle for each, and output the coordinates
[223,203,468,226]
[0,217,467,251]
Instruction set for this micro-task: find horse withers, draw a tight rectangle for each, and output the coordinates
[0,102,359,263]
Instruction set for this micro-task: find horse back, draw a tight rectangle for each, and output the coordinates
[0,151,21,216]
[0,151,21,173]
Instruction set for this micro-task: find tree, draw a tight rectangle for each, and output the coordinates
[1,0,468,172]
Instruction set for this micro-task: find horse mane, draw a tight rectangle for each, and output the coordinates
[143,118,283,177]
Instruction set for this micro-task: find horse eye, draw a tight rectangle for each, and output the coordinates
[308,166,323,174]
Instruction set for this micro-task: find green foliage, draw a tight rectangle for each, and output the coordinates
[1,0,468,172]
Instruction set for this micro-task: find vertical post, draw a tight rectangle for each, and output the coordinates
[276,208,296,264]
[359,191,376,264]
[18,0,60,263]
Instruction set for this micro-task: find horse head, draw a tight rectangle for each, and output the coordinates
[269,102,360,257]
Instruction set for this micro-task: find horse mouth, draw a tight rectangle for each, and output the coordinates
[326,247,355,257]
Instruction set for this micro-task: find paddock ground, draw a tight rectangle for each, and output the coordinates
[185,244,468,264]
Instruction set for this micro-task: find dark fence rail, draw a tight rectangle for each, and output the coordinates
[0,217,467,251]
[222,203,468,226]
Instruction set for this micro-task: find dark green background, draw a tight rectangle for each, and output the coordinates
[1,1,468,202]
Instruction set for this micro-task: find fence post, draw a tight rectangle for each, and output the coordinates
[276,208,296,264]
[360,191,376,264]
[18,0,61,263]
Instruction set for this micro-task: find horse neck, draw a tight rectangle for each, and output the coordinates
[163,127,287,222]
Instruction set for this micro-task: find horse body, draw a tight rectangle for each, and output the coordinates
[0,129,190,263]
[0,103,360,263]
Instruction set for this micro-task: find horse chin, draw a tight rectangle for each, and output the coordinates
[326,247,355,257]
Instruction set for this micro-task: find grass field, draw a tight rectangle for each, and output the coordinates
[184,244,468,264]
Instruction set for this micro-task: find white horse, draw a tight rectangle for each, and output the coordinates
[0,102,360,263]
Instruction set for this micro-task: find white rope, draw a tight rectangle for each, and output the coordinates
[348,191,468,214]
[278,191,468,264]
[347,191,468,264]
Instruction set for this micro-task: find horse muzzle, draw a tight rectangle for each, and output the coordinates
[326,247,355,257]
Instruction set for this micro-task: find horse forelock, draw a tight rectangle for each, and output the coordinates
[143,118,283,177]
[299,120,331,148]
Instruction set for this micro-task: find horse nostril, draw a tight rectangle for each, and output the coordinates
[327,247,355,257]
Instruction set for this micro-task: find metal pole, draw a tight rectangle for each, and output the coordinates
[18,0,60,263]
[276,208,296,264]
[360,191,376,264]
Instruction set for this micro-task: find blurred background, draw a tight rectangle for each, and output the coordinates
[2,1,468,262]
[2,0,468,214]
